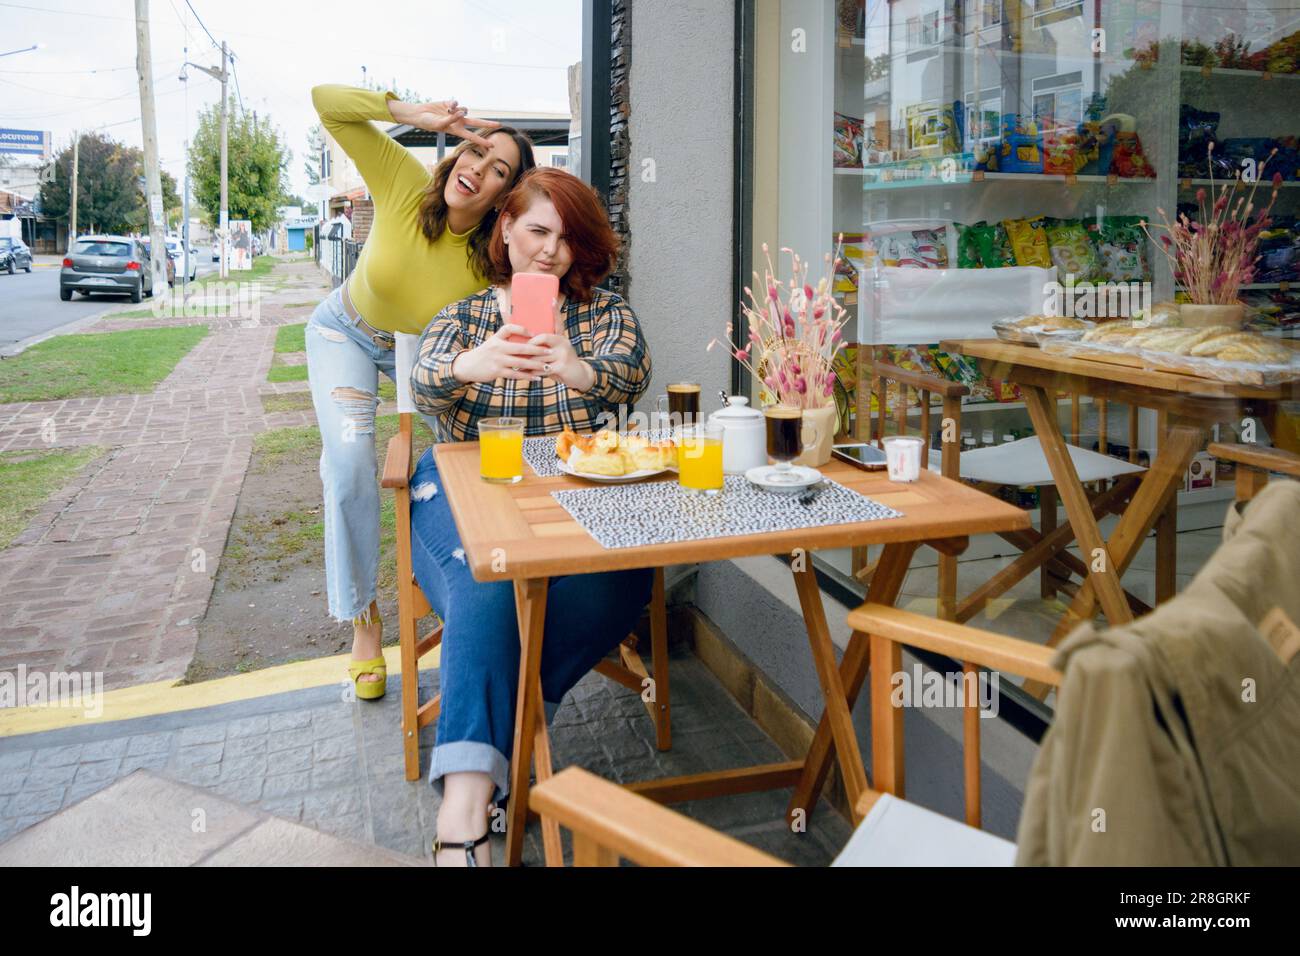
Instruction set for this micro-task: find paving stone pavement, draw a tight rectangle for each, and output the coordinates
[0,259,334,690]
[0,651,854,866]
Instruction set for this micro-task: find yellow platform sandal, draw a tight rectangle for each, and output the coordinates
[348,607,386,701]
[349,656,387,700]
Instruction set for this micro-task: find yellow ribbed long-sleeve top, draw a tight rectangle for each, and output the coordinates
[311,85,487,335]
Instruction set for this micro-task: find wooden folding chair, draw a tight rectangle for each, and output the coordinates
[531,601,1061,865]
[1207,442,1300,502]
[381,333,673,781]
[857,353,1149,624]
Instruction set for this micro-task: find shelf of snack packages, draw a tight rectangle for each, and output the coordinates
[822,16,1300,520]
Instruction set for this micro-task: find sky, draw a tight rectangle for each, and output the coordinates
[0,0,581,200]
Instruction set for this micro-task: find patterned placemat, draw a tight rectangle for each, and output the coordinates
[523,435,565,477]
[523,429,677,478]
[550,475,902,550]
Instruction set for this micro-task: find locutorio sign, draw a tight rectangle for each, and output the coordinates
[0,128,50,157]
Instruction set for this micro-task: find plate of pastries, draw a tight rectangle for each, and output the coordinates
[555,429,677,482]
[1079,323,1293,362]
[993,314,1092,345]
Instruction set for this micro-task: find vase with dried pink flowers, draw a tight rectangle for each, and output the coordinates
[709,239,851,466]
[1142,144,1283,328]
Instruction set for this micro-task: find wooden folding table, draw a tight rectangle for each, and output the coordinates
[941,338,1300,697]
[433,442,1029,865]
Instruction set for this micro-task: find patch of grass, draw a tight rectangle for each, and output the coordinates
[267,364,308,383]
[231,414,434,593]
[274,323,306,353]
[261,392,315,415]
[191,255,277,287]
[251,423,320,474]
[0,326,209,403]
[0,446,107,549]
[106,308,161,319]
[281,302,320,309]
[238,509,326,563]
[378,379,396,402]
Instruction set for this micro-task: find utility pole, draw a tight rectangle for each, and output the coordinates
[182,140,190,297]
[183,43,229,277]
[69,132,79,248]
[135,0,169,294]
[219,40,229,278]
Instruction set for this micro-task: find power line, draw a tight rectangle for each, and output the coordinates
[167,0,194,46]
[3,70,211,122]
[0,63,142,75]
[182,0,221,52]
[229,52,245,114]
[0,70,181,100]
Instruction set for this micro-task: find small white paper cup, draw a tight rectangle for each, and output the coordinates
[882,435,925,482]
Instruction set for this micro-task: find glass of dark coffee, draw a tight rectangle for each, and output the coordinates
[656,383,701,430]
[763,404,817,484]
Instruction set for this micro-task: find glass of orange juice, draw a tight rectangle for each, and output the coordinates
[478,417,525,484]
[677,423,724,495]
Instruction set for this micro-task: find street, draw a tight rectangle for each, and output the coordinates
[0,257,216,352]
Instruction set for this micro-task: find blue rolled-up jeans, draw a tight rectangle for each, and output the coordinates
[408,446,654,804]
[304,285,444,623]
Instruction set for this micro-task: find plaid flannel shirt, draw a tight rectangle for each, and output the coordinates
[411,286,652,440]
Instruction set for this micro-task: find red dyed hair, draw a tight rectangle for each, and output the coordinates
[487,167,619,301]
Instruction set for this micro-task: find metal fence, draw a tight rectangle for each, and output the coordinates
[313,223,360,288]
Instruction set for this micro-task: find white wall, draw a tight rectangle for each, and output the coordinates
[628,0,735,409]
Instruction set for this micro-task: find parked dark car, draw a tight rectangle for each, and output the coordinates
[0,237,33,274]
[140,238,177,287]
[60,236,154,303]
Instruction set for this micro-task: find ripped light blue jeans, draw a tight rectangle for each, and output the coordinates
[305,285,443,624]
[408,446,655,804]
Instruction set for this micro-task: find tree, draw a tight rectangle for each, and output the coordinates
[188,97,290,233]
[40,132,144,235]
[38,133,186,235]
[304,122,323,186]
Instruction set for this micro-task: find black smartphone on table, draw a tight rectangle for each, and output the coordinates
[831,443,888,470]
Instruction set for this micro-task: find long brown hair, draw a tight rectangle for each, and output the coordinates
[417,127,536,280]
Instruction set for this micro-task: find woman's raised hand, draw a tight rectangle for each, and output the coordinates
[388,99,501,148]
[451,324,549,384]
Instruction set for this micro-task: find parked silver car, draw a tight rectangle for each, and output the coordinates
[60,236,154,303]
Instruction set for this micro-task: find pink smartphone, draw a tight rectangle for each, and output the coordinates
[506,271,559,345]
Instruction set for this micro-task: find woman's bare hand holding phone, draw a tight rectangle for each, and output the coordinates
[527,331,593,391]
[387,98,500,148]
[451,324,549,383]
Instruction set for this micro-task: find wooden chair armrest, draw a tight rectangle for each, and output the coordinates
[381,432,411,490]
[1208,442,1300,479]
[872,360,969,399]
[845,603,1062,687]
[529,767,789,867]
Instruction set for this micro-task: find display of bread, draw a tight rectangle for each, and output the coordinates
[556,429,676,476]
[1079,322,1293,363]
[1008,314,1088,330]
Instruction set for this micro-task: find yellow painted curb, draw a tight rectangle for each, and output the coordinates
[0,644,438,738]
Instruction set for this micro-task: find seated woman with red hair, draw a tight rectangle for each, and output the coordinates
[409,167,653,866]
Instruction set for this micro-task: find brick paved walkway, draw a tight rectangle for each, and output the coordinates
[0,259,334,690]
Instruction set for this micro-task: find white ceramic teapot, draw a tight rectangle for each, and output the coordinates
[708,396,768,475]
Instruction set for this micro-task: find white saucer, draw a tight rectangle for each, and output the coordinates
[745,464,823,493]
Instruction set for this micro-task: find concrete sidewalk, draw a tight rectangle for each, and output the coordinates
[0,650,852,866]
[0,258,331,689]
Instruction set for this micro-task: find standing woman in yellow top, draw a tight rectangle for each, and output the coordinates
[306,85,536,698]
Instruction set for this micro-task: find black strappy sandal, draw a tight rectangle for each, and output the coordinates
[433,831,491,867]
